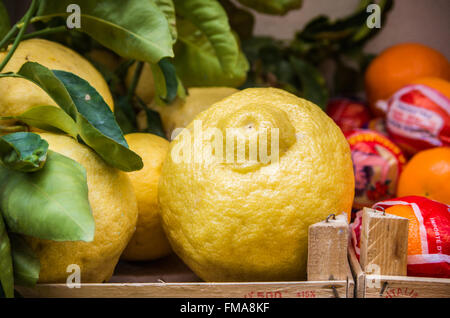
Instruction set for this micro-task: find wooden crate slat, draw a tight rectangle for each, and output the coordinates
[16,280,349,298]
[359,208,409,276]
[346,258,356,298]
[307,213,349,281]
[348,244,450,298]
[348,244,365,298]
[365,275,450,298]
[15,217,356,298]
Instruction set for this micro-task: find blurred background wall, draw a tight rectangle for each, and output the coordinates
[248,0,450,58]
[4,0,450,58]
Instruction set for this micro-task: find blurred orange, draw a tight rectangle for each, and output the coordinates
[409,77,450,99]
[397,147,450,204]
[365,43,450,116]
[385,205,423,255]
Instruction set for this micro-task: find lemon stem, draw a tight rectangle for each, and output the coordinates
[0,0,38,72]
[20,26,68,43]
[114,59,135,77]
[0,25,19,51]
[127,61,144,101]
[0,124,28,133]
[1,26,68,50]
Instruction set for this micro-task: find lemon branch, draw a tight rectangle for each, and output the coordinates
[0,4,67,60]
[0,124,28,133]
[127,61,144,101]
[0,0,38,72]
[13,26,68,46]
[0,24,19,51]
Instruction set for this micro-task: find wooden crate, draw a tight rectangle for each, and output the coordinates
[16,215,355,298]
[349,245,450,298]
[348,208,450,298]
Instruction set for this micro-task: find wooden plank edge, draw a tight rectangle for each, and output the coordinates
[348,244,365,298]
[359,208,409,276]
[348,243,450,298]
[16,280,350,298]
[346,258,355,298]
[364,274,450,298]
[16,250,355,298]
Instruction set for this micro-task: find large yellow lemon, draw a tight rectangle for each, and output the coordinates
[121,133,172,261]
[0,39,114,118]
[159,88,354,282]
[27,133,138,283]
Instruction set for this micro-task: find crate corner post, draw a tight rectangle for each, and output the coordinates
[307,212,354,297]
[359,207,409,277]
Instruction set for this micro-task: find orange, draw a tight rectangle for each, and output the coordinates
[397,147,450,204]
[365,43,450,116]
[409,77,450,99]
[385,205,423,255]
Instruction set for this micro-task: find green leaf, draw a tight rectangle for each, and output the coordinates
[77,115,143,172]
[10,234,40,287]
[151,58,178,104]
[237,0,302,15]
[219,0,255,40]
[37,0,174,64]
[0,150,95,242]
[350,0,394,45]
[0,0,10,38]
[149,63,166,106]
[1,62,143,172]
[299,15,363,42]
[134,97,166,139]
[241,36,280,63]
[159,58,178,104]
[174,0,239,73]
[114,96,137,134]
[9,63,78,119]
[145,108,166,139]
[154,0,177,44]
[0,215,14,298]
[176,75,187,99]
[174,19,248,87]
[0,132,49,172]
[53,70,143,171]
[290,57,328,109]
[296,0,393,47]
[3,106,78,138]
[53,70,128,147]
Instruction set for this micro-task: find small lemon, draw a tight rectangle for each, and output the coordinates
[0,39,114,119]
[145,87,239,139]
[121,133,172,261]
[27,133,138,283]
[85,48,121,72]
[159,88,354,282]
